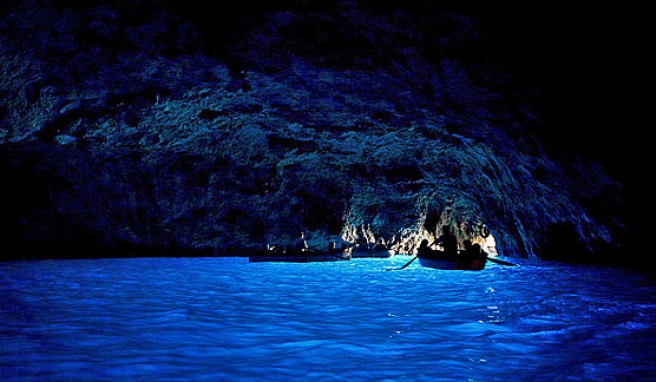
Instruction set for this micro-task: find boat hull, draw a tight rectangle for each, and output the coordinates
[248,250,351,263]
[350,249,395,258]
[418,257,486,271]
[417,250,486,271]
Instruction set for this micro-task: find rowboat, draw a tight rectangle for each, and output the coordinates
[248,249,351,263]
[350,247,395,258]
[417,249,487,271]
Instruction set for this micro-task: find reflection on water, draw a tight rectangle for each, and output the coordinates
[1,257,655,381]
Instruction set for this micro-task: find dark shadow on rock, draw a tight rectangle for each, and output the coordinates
[267,134,318,152]
[541,221,592,263]
[0,147,54,248]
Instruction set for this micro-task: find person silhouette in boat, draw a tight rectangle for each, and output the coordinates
[435,225,458,258]
[461,239,487,263]
[417,239,432,256]
[374,237,388,251]
[460,239,474,261]
[470,243,487,260]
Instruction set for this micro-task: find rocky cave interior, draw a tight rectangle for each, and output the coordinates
[0,1,648,270]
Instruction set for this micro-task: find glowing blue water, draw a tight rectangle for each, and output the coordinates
[1,256,654,381]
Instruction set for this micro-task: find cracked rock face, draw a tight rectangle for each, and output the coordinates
[0,1,627,261]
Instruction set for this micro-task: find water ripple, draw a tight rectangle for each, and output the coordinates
[1,257,655,381]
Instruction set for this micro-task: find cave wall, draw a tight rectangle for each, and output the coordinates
[0,0,625,261]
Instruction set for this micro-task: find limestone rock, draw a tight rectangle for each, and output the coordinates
[0,1,634,265]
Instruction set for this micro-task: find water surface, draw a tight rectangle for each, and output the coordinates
[1,256,654,381]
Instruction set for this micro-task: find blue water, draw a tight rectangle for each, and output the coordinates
[1,256,654,381]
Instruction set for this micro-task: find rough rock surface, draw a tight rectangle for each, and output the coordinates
[0,1,632,263]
